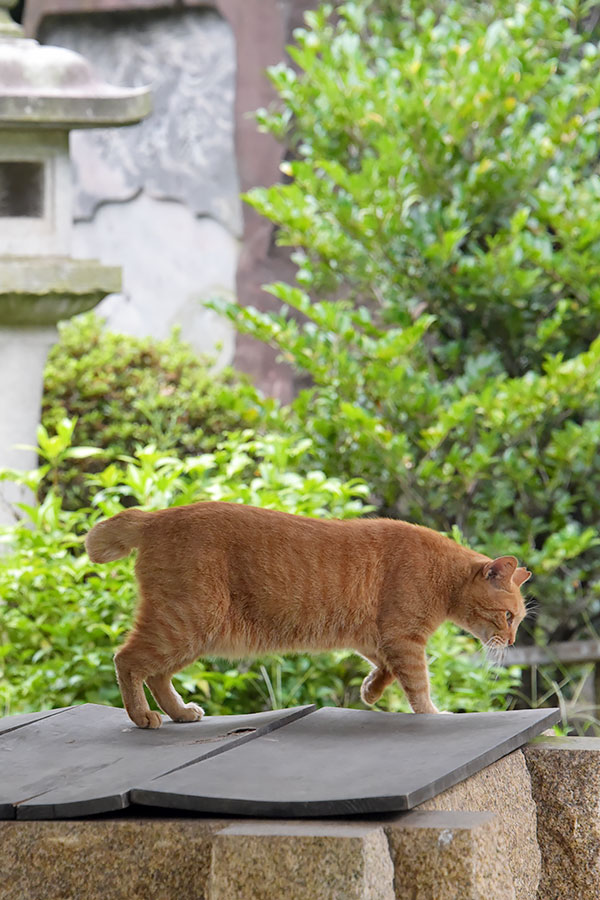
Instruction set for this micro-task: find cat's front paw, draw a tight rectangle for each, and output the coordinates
[413,703,440,714]
[135,710,163,729]
[173,702,204,723]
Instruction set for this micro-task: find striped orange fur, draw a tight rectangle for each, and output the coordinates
[85,501,531,728]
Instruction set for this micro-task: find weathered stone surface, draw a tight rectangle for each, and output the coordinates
[71,192,236,365]
[0,812,524,900]
[386,809,516,900]
[0,818,225,900]
[524,736,600,900]
[27,0,323,397]
[208,821,395,900]
[40,9,240,234]
[38,9,238,361]
[0,326,56,525]
[0,21,150,129]
[1,813,518,900]
[417,749,540,900]
[0,256,120,325]
[0,130,72,257]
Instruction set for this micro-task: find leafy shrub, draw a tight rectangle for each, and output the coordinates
[41,314,282,508]
[213,0,600,661]
[0,427,520,717]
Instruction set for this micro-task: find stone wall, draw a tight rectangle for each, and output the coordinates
[25,0,324,397]
[37,7,239,369]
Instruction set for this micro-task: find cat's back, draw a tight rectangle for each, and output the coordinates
[136,501,399,584]
[142,500,372,550]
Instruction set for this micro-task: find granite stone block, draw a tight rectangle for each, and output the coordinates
[524,736,600,900]
[417,749,540,900]
[386,809,516,900]
[0,818,225,900]
[208,821,395,900]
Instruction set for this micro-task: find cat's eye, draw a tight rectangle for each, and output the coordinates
[506,611,514,624]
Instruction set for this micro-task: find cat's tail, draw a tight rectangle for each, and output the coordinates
[85,508,149,563]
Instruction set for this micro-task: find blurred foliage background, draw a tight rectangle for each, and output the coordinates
[2,0,600,730]
[215,0,600,726]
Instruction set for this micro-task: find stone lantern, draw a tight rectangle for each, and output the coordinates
[0,0,151,523]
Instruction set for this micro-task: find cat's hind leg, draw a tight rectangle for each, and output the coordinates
[114,642,163,729]
[146,672,204,723]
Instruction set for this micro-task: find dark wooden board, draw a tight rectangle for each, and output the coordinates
[0,703,559,820]
[0,707,70,736]
[0,703,314,820]
[131,706,560,817]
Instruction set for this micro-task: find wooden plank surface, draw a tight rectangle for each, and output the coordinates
[0,703,560,820]
[0,703,314,820]
[131,706,560,817]
[0,707,69,736]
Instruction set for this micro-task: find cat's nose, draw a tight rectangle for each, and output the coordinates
[507,635,515,646]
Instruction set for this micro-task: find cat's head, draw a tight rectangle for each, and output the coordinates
[452,555,531,660]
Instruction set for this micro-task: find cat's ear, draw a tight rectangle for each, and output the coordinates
[482,556,518,585]
[513,566,532,587]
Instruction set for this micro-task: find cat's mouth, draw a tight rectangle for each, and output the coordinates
[481,634,508,664]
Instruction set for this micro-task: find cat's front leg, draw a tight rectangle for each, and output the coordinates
[146,672,204,723]
[383,636,439,714]
[360,665,395,705]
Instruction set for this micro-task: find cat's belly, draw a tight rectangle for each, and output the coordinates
[205,616,378,660]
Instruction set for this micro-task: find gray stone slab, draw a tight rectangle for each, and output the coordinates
[0,703,314,820]
[0,707,69,736]
[132,706,560,817]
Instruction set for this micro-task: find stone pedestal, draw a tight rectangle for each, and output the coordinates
[1,738,599,899]
[524,736,600,900]
[0,748,541,900]
[0,326,56,520]
[0,812,518,900]
[0,258,120,525]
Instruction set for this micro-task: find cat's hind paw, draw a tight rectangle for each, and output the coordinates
[172,702,204,723]
[360,683,380,706]
[360,665,394,706]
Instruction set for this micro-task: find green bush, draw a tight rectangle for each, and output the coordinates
[214,0,600,658]
[41,314,281,508]
[0,427,520,717]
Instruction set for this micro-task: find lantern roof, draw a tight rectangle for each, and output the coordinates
[0,0,151,129]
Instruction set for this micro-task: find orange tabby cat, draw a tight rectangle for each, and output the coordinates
[85,501,531,728]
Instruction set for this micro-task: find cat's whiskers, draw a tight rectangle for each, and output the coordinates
[482,634,507,666]
[524,598,539,620]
